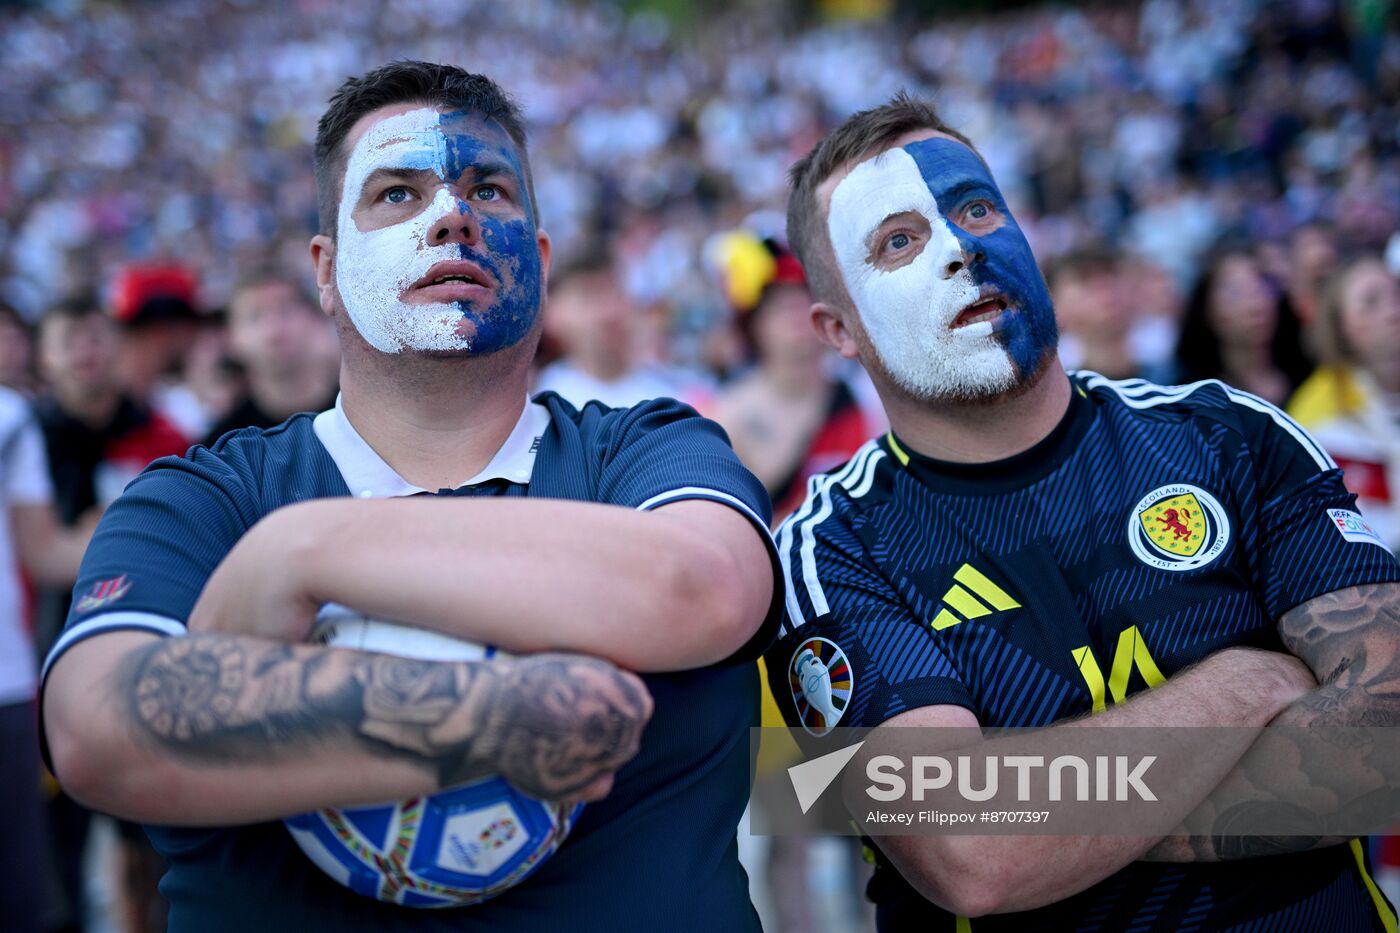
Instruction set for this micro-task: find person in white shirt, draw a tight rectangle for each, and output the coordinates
[1289,255,1400,551]
[0,384,90,932]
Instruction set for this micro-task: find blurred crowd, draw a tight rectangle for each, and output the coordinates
[2,0,1400,930]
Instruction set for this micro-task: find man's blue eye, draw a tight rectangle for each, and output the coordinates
[475,186,498,201]
[385,187,410,204]
[969,203,989,219]
[889,233,910,250]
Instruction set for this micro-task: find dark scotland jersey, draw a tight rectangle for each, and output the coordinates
[766,373,1400,932]
[42,393,782,933]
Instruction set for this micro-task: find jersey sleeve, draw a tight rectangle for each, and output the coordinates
[40,447,258,684]
[766,463,975,739]
[593,397,784,662]
[1235,396,1400,618]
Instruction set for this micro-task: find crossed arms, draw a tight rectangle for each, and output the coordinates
[44,496,774,825]
[862,581,1400,917]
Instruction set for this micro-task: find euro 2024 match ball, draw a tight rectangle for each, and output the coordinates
[283,604,583,908]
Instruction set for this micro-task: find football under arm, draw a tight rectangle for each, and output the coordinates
[191,496,776,672]
[865,646,1313,917]
[43,628,651,826]
[1145,581,1400,862]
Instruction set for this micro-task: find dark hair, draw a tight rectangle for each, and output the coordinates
[786,91,977,306]
[313,61,535,235]
[38,296,105,335]
[547,246,616,296]
[1046,248,1120,290]
[230,264,317,313]
[1174,247,1313,391]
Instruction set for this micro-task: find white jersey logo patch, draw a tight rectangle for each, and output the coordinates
[1127,484,1231,572]
[1327,509,1388,550]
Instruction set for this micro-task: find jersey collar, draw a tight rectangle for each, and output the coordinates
[888,379,1094,494]
[312,394,551,499]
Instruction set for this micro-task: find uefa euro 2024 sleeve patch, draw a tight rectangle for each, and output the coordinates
[1327,509,1387,549]
[1127,484,1231,572]
[790,637,852,737]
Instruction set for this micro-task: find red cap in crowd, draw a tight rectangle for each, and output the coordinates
[109,264,201,326]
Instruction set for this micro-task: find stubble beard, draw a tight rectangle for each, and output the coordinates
[860,327,1058,409]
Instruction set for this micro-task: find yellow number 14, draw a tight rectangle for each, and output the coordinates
[1071,626,1166,713]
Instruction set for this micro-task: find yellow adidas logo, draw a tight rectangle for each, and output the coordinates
[930,564,1021,631]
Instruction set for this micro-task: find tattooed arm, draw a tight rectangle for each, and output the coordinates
[43,629,651,826]
[1146,582,1400,861]
[1274,583,1400,729]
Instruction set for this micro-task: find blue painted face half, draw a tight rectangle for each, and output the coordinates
[335,107,543,356]
[825,135,1057,400]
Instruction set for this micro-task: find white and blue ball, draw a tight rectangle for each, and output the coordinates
[283,605,583,908]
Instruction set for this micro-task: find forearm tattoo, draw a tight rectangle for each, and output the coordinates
[1156,583,1400,862]
[125,635,650,799]
[1278,583,1400,728]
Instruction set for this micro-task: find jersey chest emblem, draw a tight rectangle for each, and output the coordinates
[789,637,852,737]
[1128,484,1230,572]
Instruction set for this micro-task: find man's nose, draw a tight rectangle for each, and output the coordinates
[942,242,983,279]
[427,197,481,248]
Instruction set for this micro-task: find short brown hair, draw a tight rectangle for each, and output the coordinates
[547,245,616,296]
[1045,248,1120,291]
[786,92,977,305]
[313,61,535,236]
[37,296,103,340]
[230,264,316,310]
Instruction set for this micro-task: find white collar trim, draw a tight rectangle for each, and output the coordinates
[313,395,550,499]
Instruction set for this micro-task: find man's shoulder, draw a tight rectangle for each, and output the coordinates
[141,413,324,498]
[777,439,893,535]
[1076,372,1245,419]
[534,391,707,442]
[203,411,319,454]
[1076,372,1331,467]
[201,396,275,446]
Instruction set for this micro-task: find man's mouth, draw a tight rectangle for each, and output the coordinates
[952,290,1011,328]
[408,261,495,302]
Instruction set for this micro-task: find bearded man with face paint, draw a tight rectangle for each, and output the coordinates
[40,62,783,932]
[766,95,1400,930]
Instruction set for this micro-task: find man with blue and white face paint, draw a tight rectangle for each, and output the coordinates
[328,105,543,356]
[768,95,1400,930]
[820,128,1057,405]
[42,62,783,932]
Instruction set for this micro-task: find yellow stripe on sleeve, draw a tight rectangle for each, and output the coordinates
[1351,837,1399,933]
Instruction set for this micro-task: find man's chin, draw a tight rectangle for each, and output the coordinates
[877,344,1058,407]
[409,346,478,360]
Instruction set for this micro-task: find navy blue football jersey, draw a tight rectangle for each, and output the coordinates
[43,393,782,933]
[765,373,1400,932]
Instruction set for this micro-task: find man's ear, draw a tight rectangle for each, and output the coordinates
[536,227,553,303]
[310,234,337,319]
[811,302,861,360]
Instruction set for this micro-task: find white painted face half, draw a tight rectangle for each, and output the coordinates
[826,147,1015,400]
[335,107,473,354]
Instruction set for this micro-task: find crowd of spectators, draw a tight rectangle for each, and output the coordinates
[2,0,1400,930]
[1,0,1397,329]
